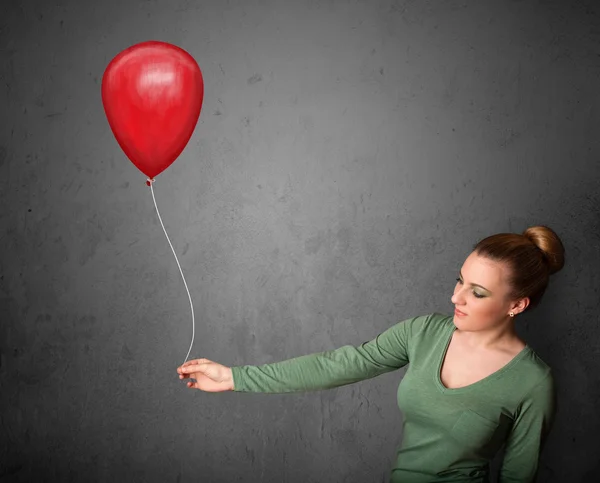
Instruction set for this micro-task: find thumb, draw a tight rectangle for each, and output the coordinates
[181,358,212,368]
[178,358,211,374]
[180,362,210,374]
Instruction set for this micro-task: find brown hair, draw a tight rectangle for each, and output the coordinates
[472,225,565,312]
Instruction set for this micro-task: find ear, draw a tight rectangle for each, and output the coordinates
[513,297,530,314]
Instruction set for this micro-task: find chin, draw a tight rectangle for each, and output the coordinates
[452,315,471,329]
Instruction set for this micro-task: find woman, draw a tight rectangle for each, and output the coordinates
[177,225,565,483]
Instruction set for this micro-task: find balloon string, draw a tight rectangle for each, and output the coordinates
[146,177,195,366]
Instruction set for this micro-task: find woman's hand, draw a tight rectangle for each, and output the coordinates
[177,358,234,392]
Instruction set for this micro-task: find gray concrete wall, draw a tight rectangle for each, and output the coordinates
[1,0,599,482]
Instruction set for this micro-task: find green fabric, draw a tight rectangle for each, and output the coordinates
[231,313,556,482]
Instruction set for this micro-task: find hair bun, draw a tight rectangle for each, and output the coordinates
[523,225,565,275]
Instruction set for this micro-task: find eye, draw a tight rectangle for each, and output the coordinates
[455,277,485,298]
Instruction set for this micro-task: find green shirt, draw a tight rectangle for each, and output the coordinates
[231,312,556,482]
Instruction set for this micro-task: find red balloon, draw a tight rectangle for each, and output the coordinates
[101,41,204,179]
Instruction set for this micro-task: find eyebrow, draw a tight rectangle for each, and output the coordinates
[459,270,491,292]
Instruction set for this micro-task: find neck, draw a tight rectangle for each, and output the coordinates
[457,318,520,350]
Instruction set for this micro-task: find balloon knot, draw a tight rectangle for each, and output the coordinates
[146,178,155,186]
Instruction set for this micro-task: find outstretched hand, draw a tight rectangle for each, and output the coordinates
[177,358,235,392]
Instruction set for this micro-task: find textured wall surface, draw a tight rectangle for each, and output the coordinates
[1,0,599,482]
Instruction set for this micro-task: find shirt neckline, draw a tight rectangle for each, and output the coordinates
[435,319,531,394]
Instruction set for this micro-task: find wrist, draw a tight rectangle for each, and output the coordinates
[228,367,235,391]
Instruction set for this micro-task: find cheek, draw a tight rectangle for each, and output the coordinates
[470,301,501,320]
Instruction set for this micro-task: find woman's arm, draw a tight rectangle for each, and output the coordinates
[498,372,556,482]
[230,314,427,393]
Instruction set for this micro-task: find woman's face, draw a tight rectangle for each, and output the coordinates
[451,251,522,330]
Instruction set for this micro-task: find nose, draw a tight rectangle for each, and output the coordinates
[451,287,464,305]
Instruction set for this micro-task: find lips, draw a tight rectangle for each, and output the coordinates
[455,308,466,316]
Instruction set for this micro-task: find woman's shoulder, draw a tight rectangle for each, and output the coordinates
[395,312,454,339]
[518,347,554,383]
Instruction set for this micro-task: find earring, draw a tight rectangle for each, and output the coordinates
[509,312,514,317]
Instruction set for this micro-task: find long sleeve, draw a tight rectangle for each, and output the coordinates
[230,314,428,393]
[498,371,556,482]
